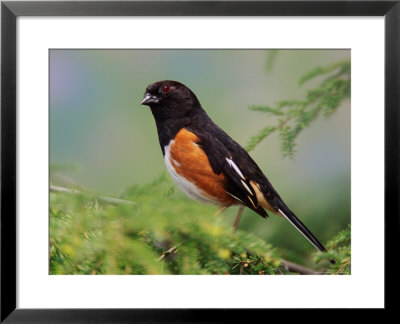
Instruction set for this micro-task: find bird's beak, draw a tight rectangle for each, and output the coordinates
[141,93,159,106]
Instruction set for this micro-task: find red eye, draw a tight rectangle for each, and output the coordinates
[162,85,170,93]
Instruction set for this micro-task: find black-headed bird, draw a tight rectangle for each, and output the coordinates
[141,80,328,254]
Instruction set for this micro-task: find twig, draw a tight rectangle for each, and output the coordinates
[50,185,136,206]
[281,259,323,275]
[157,241,185,261]
[336,259,350,274]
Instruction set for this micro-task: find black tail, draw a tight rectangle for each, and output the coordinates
[277,205,335,264]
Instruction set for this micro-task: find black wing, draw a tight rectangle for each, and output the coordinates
[191,123,271,217]
[222,155,269,217]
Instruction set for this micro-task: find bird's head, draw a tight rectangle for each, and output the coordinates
[141,80,201,119]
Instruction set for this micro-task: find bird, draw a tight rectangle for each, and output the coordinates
[141,80,329,255]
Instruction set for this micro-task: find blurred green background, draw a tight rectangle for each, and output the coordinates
[50,49,350,264]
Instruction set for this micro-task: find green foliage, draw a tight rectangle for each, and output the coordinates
[50,174,350,275]
[313,224,351,274]
[50,174,289,275]
[244,125,277,153]
[245,59,350,157]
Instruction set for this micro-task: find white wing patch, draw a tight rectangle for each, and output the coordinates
[241,180,253,195]
[227,192,244,204]
[225,158,245,180]
[225,157,258,208]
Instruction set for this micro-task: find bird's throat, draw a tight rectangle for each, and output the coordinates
[150,108,191,155]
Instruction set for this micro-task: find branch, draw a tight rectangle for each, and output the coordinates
[50,185,136,206]
[281,259,324,275]
[157,241,185,261]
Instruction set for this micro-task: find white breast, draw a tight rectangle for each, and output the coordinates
[164,141,218,205]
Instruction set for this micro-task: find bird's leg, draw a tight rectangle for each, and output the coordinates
[214,206,228,216]
[233,206,244,232]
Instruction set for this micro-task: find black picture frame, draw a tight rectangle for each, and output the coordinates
[1,0,398,321]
